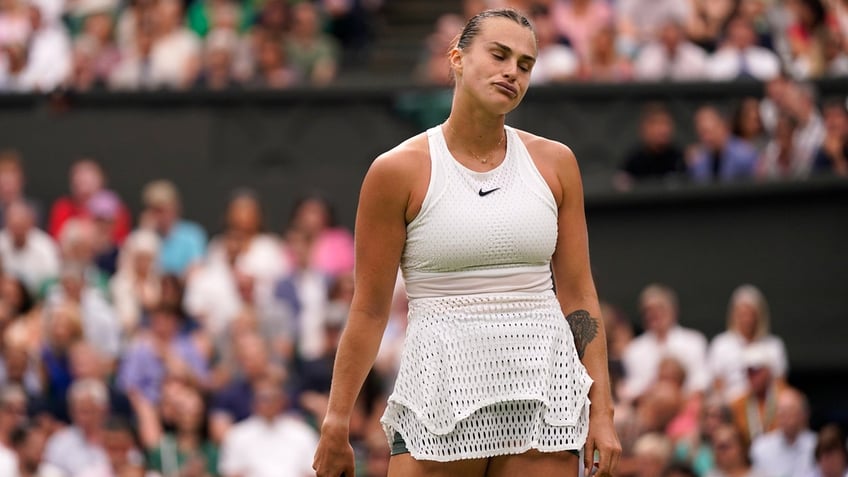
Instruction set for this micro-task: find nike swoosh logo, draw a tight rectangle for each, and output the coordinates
[478,187,500,196]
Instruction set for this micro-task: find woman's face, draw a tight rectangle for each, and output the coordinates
[174,389,205,432]
[227,196,262,235]
[732,302,759,339]
[452,17,537,116]
[712,426,746,469]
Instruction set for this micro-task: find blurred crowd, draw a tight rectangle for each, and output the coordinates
[615,76,848,187]
[0,0,380,92]
[0,149,844,477]
[416,0,848,85]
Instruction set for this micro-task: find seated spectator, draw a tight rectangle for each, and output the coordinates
[195,28,242,91]
[110,229,162,334]
[135,383,218,476]
[687,105,759,183]
[615,103,686,190]
[70,0,121,90]
[810,424,848,477]
[0,149,41,228]
[108,21,157,91]
[218,376,319,477]
[118,303,208,405]
[579,23,634,82]
[759,113,811,179]
[148,0,201,89]
[15,1,71,92]
[42,378,111,476]
[285,2,340,86]
[39,302,84,422]
[687,0,738,53]
[0,386,28,463]
[784,0,830,79]
[731,97,769,155]
[634,17,709,81]
[87,190,123,276]
[0,201,60,295]
[89,416,146,477]
[729,343,793,442]
[705,424,758,477]
[812,99,848,175]
[528,5,579,84]
[10,423,50,477]
[187,0,252,38]
[0,0,30,49]
[707,284,789,402]
[750,388,817,477]
[673,396,734,476]
[0,332,43,403]
[821,29,848,76]
[140,179,207,278]
[782,81,827,175]
[706,16,781,81]
[549,0,613,63]
[286,197,352,270]
[68,341,133,421]
[632,433,675,477]
[247,29,299,89]
[412,13,463,86]
[47,159,131,244]
[616,381,684,472]
[621,284,709,402]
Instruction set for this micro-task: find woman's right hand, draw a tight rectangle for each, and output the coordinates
[313,420,356,477]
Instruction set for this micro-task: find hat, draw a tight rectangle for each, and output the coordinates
[142,180,179,208]
[742,343,774,372]
[87,190,121,219]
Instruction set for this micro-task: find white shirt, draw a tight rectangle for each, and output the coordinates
[622,325,709,399]
[218,414,319,477]
[43,427,110,477]
[634,41,709,81]
[18,25,72,92]
[706,46,781,81]
[0,228,60,294]
[0,444,19,477]
[751,429,817,477]
[708,331,788,401]
[530,44,579,84]
[149,28,200,88]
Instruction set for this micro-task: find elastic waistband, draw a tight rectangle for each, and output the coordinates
[403,264,553,300]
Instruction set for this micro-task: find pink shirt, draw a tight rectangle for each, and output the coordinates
[550,0,614,61]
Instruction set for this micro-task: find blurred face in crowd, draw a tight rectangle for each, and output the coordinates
[70,160,104,202]
[285,229,313,270]
[227,195,262,236]
[156,0,184,33]
[0,159,23,202]
[700,400,730,440]
[292,198,332,237]
[291,2,319,38]
[2,344,29,382]
[695,108,728,150]
[818,446,848,477]
[730,300,759,340]
[641,110,674,149]
[823,104,848,138]
[776,390,808,439]
[712,425,748,471]
[5,202,34,246]
[0,390,27,434]
[15,427,48,472]
[236,334,268,380]
[736,97,763,139]
[132,247,156,277]
[640,291,676,335]
[103,426,138,472]
[253,380,284,420]
[83,12,114,44]
[659,21,683,51]
[726,18,756,49]
[0,275,26,312]
[746,362,773,396]
[174,387,206,434]
[150,308,179,340]
[47,303,83,349]
[70,342,104,380]
[71,394,107,432]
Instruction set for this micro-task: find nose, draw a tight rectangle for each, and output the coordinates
[502,61,518,80]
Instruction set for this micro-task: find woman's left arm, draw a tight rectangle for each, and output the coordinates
[547,142,622,477]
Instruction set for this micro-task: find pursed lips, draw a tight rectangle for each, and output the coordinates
[493,81,518,98]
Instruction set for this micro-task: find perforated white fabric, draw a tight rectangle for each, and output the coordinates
[380,126,592,461]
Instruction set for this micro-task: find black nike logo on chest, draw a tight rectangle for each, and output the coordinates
[478,187,500,196]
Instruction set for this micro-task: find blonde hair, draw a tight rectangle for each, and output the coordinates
[727,284,770,338]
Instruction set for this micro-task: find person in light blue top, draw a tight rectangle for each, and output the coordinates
[688,106,759,183]
[140,180,207,276]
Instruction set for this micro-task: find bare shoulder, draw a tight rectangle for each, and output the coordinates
[361,132,431,221]
[368,132,430,181]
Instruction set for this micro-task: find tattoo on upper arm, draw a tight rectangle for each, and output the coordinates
[565,309,599,360]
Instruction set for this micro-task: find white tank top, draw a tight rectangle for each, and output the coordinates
[401,125,558,299]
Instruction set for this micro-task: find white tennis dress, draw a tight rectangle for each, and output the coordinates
[379,125,592,461]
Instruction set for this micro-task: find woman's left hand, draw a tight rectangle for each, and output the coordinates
[583,411,621,477]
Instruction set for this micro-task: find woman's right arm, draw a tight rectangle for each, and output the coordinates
[313,146,416,477]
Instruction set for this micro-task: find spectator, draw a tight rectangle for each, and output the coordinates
[707,285,789,402]
[810,424,848,477]
[632,433,675,477]
[247,30,298,89]
[286,1,340,86]
[616,381,684,473]
[729,343,793,442]
[580,23,634,82]
[118,302,208,405]
[0,150,40,228]
[687,105,759,183]
[108,20,157,90]
[706,16,782,81]
[549,0,613,63]
[195,28,241,90]
[39,302,85,422]
[218,376,318,477]
[139,179,207,278]
[750,388,817,477]
[412,13,463,86]
[42,378,111,476]
[821,28,848,76]
[731,97,770,155]
[136,384,218,476]
[286,193,353,281]
[70,0,121,90]
[15,1,71,92]
[615,103,686,189]
[0,385,27,473]
[47,159,131,244]
[0,332,43,402]
[634,18,709,81]
[87,190,123,276]
[673,396,734,476]
[616,0,692,55]
[0,42,28,91]
[187,0,252,38]
[812,99,848,175]
[776,81,827,176]
[69,341,133,419]
[705,424,762,477]
[528,5,579,84]
[10,423,49,477]
[621,284,709,402]
[759,113,809,179]
[0,201,60,296]
[0,0,30,48]
[687,0,738,53]
[148,0,201,89]
[110,229,161,334]
[90,416,146,477]
[785,0,830,79]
